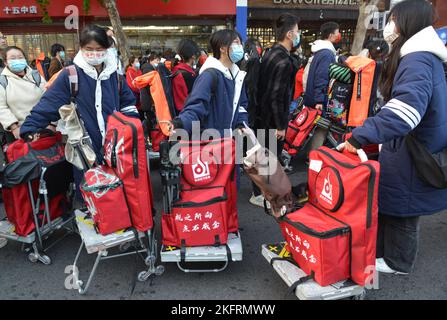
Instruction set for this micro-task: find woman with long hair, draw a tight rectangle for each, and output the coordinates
[345,0,447,275]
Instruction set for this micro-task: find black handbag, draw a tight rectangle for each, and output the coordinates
[406,133,447,189]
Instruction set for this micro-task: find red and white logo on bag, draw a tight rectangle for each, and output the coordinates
[192,156,211,182]
[295,109,308,126]
[315,167,343,212]
[183,151,218,186]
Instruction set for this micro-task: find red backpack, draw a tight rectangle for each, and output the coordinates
[279,147,379,286]
[102,112,154,233]
[162,138,238,248]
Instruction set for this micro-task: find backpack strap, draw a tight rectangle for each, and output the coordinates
[31,70,42,88]
[0,75,7,90]
[202,69,219,98]
[66,65,78,102]
[117,72,123,93]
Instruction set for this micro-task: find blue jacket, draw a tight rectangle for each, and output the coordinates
[175,57,249,137]
[349,27,447,217]
[21,50,138,160]
[304,40,337,108]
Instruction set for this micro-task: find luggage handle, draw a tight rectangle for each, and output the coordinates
[336,143,368,163]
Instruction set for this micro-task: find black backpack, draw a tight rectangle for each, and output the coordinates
[327,63,355,128]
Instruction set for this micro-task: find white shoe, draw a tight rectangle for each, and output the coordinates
[0,238,7,249]
[376,258,409,275]
[249,194,271,209]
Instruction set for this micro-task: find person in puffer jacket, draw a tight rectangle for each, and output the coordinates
[344,0,447,275]
[304,22,341,114]
[171,29,248,137]
[20,25,137,193]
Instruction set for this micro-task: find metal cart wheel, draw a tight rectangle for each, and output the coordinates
[119,242,131,253]
[351,291,367,300]
[155,265,165,276]
[0,238,7,249]
[28,253,39,263]
[39,255,52,265]
[145,255,156,267]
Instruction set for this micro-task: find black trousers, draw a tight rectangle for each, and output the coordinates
[376,213,421,274]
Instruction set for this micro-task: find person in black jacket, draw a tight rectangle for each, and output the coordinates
[140,52,161,121]
[250,13,300,208]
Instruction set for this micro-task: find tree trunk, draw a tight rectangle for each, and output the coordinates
[351,0,380,56]
[102,0,130,64]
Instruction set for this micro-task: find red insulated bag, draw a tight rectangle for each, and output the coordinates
[279,205,351,286]
[307,147,380,286]
[285,107,321,156]
[1,133,70,237]
[162,138,237,247]
[81,166,132,235]
[103,112,154,232]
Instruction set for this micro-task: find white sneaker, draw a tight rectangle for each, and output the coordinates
[0,238,7,249]
[376,258,409,275]
[249,194,271,209]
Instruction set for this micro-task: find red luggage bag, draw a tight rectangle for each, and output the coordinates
[280,204,351,286]
[307,147,380,286]
[81,166,132,235]
[103,112,154,232]
[162,138,238,247]
[1,133,68,237]
[285,107,321,156]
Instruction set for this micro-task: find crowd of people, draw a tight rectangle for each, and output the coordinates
[0,0,446,278]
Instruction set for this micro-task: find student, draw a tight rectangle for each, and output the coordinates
[48,43,65,78]
[172,39,200,112]
[140,53,161,115]
[125,55,142,112]
[20,24,137,187]
[0,32,8,71]
[304,22,341,114]
[344,0,447,275]
[170,29,248,137]
[251,13,300,207]
[0,46,46,140]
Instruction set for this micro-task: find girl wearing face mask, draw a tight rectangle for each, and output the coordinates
[344,0,447,275]
[170,29,248,138]
[20,24,138,188]
[0,46,46,140]
[126,56,142,112]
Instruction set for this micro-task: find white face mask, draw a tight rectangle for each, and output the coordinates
[82,50,107,66]
[383,21,399,45]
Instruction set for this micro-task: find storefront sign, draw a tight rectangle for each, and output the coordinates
[0,0,236,19]
[249,0,359,9]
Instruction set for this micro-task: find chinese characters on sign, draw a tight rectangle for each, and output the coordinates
[3,6,38,15]
[285,227,317,264]
[176,211,221,234]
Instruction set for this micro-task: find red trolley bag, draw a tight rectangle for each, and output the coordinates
[307,146,380,286]
[1,133,70,236]
[279,204,351,286]
[103,112,154,232]
[162,138,237,247]
[81,166,132,235]
[285,107,321,156]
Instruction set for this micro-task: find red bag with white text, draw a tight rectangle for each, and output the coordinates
[162,138,237,247]
[279,204,351,286]
[306,147,380,286]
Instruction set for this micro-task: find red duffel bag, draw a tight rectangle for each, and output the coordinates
[162,138,238,247]
[103,112,154,233]
[285,107,321,156]
[81,166,132,235]
[307,146,380,286]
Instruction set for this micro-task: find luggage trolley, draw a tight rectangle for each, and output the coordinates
[0,132,76,265]
[158,141,243,273]
[70,148,165,295]
[262,242,366,300]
